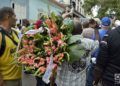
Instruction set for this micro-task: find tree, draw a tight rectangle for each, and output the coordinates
[83,0,120,19]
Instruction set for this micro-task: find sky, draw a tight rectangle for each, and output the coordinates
[92,5,99,17]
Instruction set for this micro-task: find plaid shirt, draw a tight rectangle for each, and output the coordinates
[56,38,99,86]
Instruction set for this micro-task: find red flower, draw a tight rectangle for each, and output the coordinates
[34,20,43,29]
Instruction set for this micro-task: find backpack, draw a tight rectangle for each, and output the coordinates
[67,35,90,63]
[0,27,18,56]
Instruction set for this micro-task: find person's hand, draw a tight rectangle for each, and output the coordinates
[93,80,99,86]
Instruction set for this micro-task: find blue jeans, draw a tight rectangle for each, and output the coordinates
[86,63,95,86]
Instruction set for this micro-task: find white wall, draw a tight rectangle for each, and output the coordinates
[28,0,63,21]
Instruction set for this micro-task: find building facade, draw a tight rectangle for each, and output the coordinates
[73,0,84,15]
[0,0,28,23]
[0,0,64,22]
[57,0,85,17]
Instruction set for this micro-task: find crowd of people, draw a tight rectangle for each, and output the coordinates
[0,6,120,86]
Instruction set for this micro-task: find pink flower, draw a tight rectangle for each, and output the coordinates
[26,34,31,37]
[52,36,59,41]
[39,66,46,74]
[18,56,24,62]
[58,32,64,39]
[38,58,45,66]
[50,28,57,34]
[60,53,64,57]
[38,62,44,66]
[34,64,39,68]
[29,49,34,53]
[29,44,35,49]
[26,34,34,37]
[29,40,33,45]
[58,40,63,46]
[53,56,58,62]
[52,64,58,70]
[47,50,51,55]
[23,45,29,49]
[44,46,49,50]
[28,59,34,65]
[31,56,35,59]
[52,46,56,50]
[22,40,28,45]
[46,57,50,64]
[58,53,64,61]
[40,58,45,62]
[54,48,58,52]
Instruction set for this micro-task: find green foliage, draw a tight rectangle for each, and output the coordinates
[60,18,74,35]
[83,0,98,15]
[67,35,86,63]
[84,0,120,19]
[50,12,63,30]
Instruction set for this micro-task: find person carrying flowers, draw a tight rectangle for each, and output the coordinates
[16,12,98,86]
[0,7,22,86]
[55,19,98,86]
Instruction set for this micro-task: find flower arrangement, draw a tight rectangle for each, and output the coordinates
[17,12,74,77]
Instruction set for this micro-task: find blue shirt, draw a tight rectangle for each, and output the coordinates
[99,29,108,40]
[92,29,108,58]
[92,29,108,41]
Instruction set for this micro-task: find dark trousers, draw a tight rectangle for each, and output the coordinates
[86,63,95,86]
[36,77,57,86]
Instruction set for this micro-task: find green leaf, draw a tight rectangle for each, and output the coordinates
[51,12,57,21]
[63,52,70,61]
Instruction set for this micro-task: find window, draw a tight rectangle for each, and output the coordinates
[12,3,15,9]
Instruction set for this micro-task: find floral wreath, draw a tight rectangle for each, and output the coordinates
[15,12,74,83]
